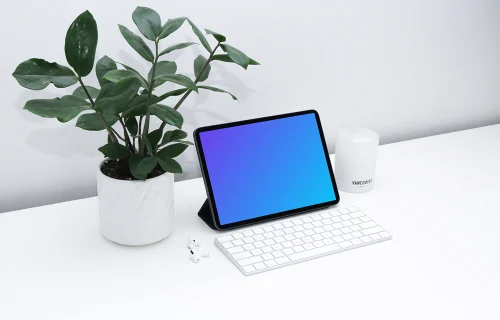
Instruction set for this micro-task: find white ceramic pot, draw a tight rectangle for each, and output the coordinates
[97,160,174,246]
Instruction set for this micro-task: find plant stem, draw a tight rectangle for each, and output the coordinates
[77,77,119,144]
[111,127,126,142]
[119,118,136,153]
[139,40,160,156]
[159,42,220,131]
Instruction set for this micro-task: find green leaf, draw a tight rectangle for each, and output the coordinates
[103,69,148,88]
[96,56,117,86]
[220,44,250,69]
[153,74,198,92]
[177,140,194,145]
[156,156,182,174]
[12,59,78,90]
[132,6,161,41]
[212,54,260,66]
[159,42,197,56]
[129,155,158,180]
[157,143,189,158]
[94,77,141,115]
[205,29,226,42]
[148,129,163,151]
[161,129,188,145]
[194,55,210,82]
[158,17,186,40]
[65,11,98,77]
[76,113,118,131]
[198,85,238,101]
[118,25,154,62]
[149,61,177,87]
[116,62,150,88]
[72,86,99,99]
[125,117,138,136]
[157,88,188,102]
[187,19,211,53]
[99,143,130,159]
[122,94,159,118]
[24,95,91,122]
[150,104,183,128]
[144,136,154,156]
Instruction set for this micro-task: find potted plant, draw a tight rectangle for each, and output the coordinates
[12,7,258,246]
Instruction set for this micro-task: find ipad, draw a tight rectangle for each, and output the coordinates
[194,110,340,230]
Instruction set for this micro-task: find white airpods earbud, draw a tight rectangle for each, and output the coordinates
[188,237,210,262]
[189,249,201,263]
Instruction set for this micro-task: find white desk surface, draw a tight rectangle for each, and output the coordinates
[1,125,499,320]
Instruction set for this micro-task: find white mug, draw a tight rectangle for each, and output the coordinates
[334,128,379,193]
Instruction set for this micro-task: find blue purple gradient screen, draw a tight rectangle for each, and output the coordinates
[199,113,336,225]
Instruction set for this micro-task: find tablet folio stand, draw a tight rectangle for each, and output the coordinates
[197,199,218,230]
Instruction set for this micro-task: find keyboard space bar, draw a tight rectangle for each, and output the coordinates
[289,244,342,261]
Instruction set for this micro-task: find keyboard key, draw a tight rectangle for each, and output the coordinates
[341,227,352,234]
[227,246,244,254]
[263,225,275,232]
[284,234,295,241]
[282,241,294,248]
[243,230,254,237]
[243,237,254,244]
[272,250,284,258]
[243,244,255,250]
[254,262,267,270]
[313,227,325,234]
[351,218,362,224]
[243,265,256,273]
[303,236,314,243]
[370,234,382,240]
[332,230,342,236]
[272,224,283,230]
[330,210,341,216]
[222,242,234,249]
[264,232,274,239]
[360,221,377,229]
[253,228,264,234]
[342,221,353,227]
[254,241,265,248]
[339,241,353,248]
[283,221,294,228]
[232,239,244,246]
[322,218,333,225]
[303,243,315,250]
[323,238,334,245]
[233,251,252,260]
[283,248,294,255]
[349,211,365,218]
[332,236,344,243]
[293,225,305,232]
[233,232,244,239]
[339,209,350,214]
[304,230,315,236]
[265,260,277,267]
[331,217,342,223]
[360,216,371,222]
[348,206,359,212]
[324,225,334,231]
[272,244,284,251]
[313,240,325,248]
[342,234,353,240]
[333,223,343,229]
[362,226,383,235]
[352,231,363,238]
[360,236,372,242]
[311,215,322,221]
[217,235,233,243]
[253,234,265,241]
[321,231,333,238]
[303,223,314,229]
[292,239,304,246]
[302,217,313,223]
[284,228,295,234]
[263,239,276,245]
[273,230,285,237]
[292,219,303,225]
[262,246,273,253]
[340,215,350,221]
[312,221,324,227]
[379,231,391,238]
[293,245,305,253]
[289,243,341,261]
[321,212,332,218]
[275,236,285,243]
[238,256,263,266]
[312,234,323,241]
[294,231,305,238]
[251,249,263,255]
[350,225,361,231]
[351,238,362,245]
[262,253,274,260]
[276,257,290,264]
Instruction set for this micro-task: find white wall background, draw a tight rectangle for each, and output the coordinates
[1,0,499,213]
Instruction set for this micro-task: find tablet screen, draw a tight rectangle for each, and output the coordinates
[197,112,337,227]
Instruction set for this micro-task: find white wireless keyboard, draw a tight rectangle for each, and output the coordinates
[215,206,391,276]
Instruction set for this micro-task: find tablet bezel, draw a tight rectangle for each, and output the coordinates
[193,110,340,230]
